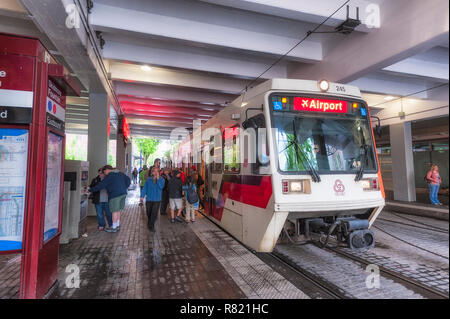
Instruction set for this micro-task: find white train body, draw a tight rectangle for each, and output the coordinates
[175,79,385,252]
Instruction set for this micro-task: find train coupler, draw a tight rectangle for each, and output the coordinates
[304,217,375,250]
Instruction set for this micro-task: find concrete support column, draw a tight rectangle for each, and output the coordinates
[116,133,126,173]
[88,93,110,215]
[389,122,416,202]
[126,139,133,178]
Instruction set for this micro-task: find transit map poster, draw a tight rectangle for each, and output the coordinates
[0,128,28,252]
[43,132,63,243]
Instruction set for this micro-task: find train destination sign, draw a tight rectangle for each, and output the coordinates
[293,97,347,113]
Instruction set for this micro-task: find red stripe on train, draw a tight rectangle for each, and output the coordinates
[210,176,272,221]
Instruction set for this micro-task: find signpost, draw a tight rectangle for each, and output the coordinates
[0,33,80,298]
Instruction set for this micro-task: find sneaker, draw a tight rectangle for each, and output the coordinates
[105,227,118,233]
[97,226,105,231]
[191,220,195,223]
[175,216,184,223]
[171,219,175,223]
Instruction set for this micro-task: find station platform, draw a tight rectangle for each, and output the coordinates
[385,200,449,221]
[0,188,308,299]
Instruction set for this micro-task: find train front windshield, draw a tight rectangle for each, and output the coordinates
[270,94,377,174]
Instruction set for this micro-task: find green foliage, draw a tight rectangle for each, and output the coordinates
[65,134,87,161]
[108,153,116,167]
[134,138,160,166]
[283,134,317,171]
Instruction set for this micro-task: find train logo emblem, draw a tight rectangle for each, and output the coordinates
[333,179,345,196]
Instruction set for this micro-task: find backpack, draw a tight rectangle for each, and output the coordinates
[186,184,199,204]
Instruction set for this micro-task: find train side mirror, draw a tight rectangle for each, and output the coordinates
[242,113,265,130]
[375,124,382,138]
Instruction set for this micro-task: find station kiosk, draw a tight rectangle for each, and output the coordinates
[0,33,80,298]
[61,160,89,244]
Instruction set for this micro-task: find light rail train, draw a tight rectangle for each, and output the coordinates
[173,79,385,252]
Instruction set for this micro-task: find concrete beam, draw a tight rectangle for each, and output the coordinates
[102,34,287,79]
[198,0,380,32]
[127,117,199,128]
[118,95,225,111]
[90,0,323,61]
[349,73,428,98]
[372,85,449,126]
[120,103,217,117]
[288,0,449,83]
[382,57,449,82]
[114,81,237,105]
[110,62,248,94]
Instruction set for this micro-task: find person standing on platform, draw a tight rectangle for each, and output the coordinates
[183,175,199,223]
[89,168,113,230]
[139,165,149,206]
[160,168,171,215]
[89,165,131,233]
[427,164,442,205]
[132,167,138,184]
[140,167,165,232]
[150,158,161,173]
[168,170,184,223]
[191,167,204,210]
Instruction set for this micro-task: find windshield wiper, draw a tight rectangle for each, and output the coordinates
[282,119,321,182]
[355,125,368,182]
[355,144,368,182]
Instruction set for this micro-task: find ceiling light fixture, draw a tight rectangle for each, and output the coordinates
[384,96,394,101]
[141,65,152,72]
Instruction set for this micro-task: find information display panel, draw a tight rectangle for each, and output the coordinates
[43,132,63,243]
[0,128,28,252]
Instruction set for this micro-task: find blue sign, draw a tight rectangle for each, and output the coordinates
[273,101,283,110]
[0,128,29,252]
[361,108,367,116]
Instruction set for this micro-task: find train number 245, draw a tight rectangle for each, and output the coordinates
[336,85,346,92]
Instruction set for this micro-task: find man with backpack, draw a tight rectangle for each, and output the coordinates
[183,174,199,223]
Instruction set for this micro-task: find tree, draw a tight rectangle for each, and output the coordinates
[134,138,160,166]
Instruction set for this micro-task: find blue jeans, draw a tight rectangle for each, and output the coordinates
[428,184,440,204]
[95,202,113,227]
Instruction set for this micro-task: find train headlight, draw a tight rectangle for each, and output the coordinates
[361,178,380,191]
[282,179,311,194]
[318,79,329,92]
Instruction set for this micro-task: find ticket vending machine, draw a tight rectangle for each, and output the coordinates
[0,33,81,298]
[61,160,89,244]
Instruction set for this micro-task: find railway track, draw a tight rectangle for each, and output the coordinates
[321,245,449,299]
[377,217,449,234]
[263,251,349,299]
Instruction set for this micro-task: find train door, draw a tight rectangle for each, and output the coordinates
[203,161,212,216]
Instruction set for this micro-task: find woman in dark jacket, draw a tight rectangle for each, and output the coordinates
[140,167,165,231]
[160,168,170,215]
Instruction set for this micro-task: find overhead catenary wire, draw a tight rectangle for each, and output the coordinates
[369,82,449,108]
[238,0,351,96]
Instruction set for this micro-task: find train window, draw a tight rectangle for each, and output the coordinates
[273,113,377,173]
[223,126,240,174]
[209,135,222,173]
[245,114,270,175]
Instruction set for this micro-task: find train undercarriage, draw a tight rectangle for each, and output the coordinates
[282,210,376,250]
